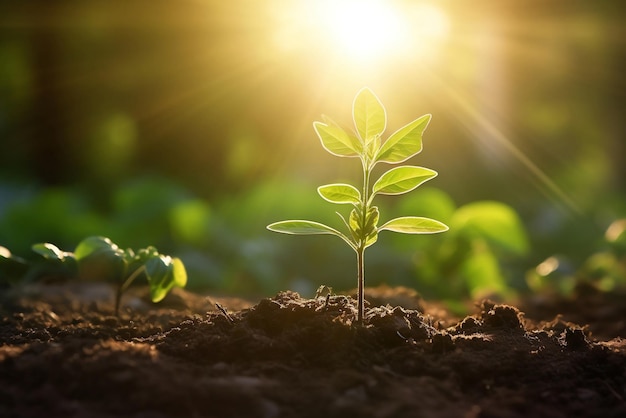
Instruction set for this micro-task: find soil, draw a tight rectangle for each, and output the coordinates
[1,282,625,418]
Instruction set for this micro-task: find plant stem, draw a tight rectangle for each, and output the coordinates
[114,265,146,317]
[356,247,365,324]
[355,161,372,325]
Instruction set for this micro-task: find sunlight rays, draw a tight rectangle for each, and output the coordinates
[420,66,584,218]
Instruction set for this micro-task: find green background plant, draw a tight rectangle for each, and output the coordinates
[18,236,187,316]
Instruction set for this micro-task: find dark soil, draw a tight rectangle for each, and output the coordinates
[1,283,625,418]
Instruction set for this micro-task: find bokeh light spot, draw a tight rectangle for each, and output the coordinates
[170,200,211,245]
[89,113,137,180]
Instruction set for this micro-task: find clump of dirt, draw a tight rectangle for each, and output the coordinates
[0,284,625,418]
[521,282,626,340]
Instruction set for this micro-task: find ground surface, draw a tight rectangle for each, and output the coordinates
[0,283,625,418]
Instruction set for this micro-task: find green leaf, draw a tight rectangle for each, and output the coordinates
[318,183,361,205]
[349,208,360,234]
[372,166,437,196]
[268,220,342,236]
[366,135,381,162]
[145,255,173,303]
[353,87,386,143]
[74,236,119,261]
[267,220,355,249]
[379,217,449,234]
[363,206,380,236]
[76,248,125,283]
[143,255,187,303]
[75,236,125,282]
[450,201,529,255]
[171,257,188,288]
[364,231,378,248]
[313,121,361,158]
[32,243,68,261]
[375,114,431,164]
[362,207,379,248]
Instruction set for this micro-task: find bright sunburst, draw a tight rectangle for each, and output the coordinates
[322,0,409,61]
[272,0,450,64]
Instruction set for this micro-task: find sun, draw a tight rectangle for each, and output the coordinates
[272,0,450,64]
[323,0,409,61]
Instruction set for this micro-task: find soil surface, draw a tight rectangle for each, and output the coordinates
[1,282,625,418]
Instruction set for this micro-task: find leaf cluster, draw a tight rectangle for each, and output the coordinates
[268,87,448,251]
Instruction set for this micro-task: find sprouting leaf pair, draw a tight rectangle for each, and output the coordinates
[267,87,448,252]
[267,88,448,323]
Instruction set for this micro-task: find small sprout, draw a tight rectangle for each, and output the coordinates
[32,236,187,316]
[268,88,448,324]
[315,284,334,299]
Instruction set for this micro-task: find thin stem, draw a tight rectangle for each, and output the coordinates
[355,161,372,325]
[362,162,371,206]
[114,265,146,317]
[356,247,365,324]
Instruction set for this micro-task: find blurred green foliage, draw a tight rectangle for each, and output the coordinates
[1,175,624,306]
[527,219,626,296]
[1,235,187,315]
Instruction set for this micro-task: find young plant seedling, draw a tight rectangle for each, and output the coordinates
[267,88,448,324]
[33,236,187,316]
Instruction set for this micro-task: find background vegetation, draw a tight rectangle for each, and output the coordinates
[1,0,625,305]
